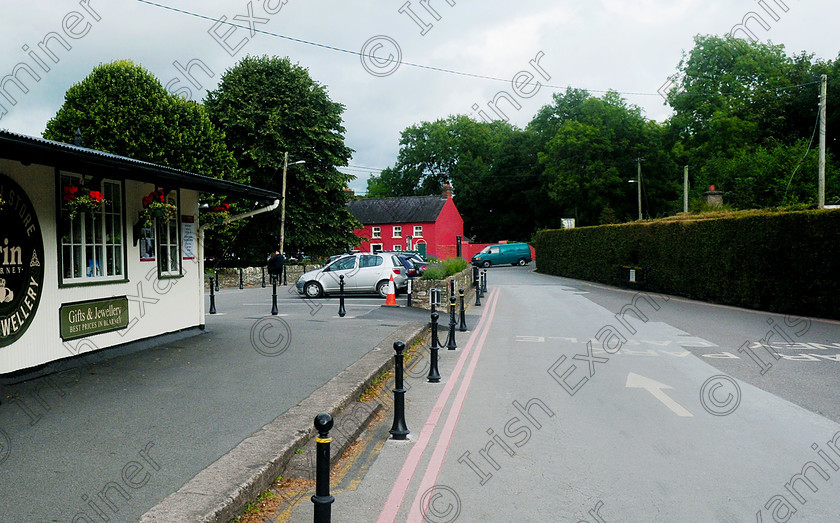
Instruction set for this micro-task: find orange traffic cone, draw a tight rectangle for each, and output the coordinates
[383,273,399,307]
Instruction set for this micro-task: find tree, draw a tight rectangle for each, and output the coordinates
[44,60,239,180]
[204,56,359,260]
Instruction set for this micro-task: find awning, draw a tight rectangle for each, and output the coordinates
[0,130,280,203]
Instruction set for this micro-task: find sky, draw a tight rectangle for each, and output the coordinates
[0,0,836,194]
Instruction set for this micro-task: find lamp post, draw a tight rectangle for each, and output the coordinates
[279,152,305,256]
[628,178,641,221]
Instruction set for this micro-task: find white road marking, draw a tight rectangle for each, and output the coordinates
[626,372,694,417]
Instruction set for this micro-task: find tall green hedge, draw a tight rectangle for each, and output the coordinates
[533,210,840,319]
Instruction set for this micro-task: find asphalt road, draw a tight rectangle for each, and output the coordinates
[0,284,428,522]
[292,266,840,522]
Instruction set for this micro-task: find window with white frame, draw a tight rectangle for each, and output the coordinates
[157,191,181,277]
[413,225,423,237]
[393,226,402,238]
[393,245,402,251]
[372,226,381,239]
[60,174,125,284]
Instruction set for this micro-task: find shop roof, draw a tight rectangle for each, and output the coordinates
[0,130,280,202]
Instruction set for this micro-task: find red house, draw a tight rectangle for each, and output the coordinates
[347,185,465,259]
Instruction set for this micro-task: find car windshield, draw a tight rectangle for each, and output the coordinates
[480,246,491,254]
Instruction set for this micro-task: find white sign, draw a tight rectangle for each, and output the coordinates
[182,216,195,260]
[562,218,576,229]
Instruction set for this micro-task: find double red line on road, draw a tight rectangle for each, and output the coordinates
[377,287,501,523]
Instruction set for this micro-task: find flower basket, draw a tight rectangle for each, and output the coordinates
[139,189,177,226]
[202,203,230,226]
[62,184,106,220]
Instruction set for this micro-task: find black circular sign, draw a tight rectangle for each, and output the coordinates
[0,173,44,347]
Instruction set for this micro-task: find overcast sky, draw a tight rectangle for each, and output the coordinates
[0,0,836,193]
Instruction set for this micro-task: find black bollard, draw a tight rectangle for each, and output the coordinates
[261,266,266,288]
[239,267,244,289]
[271,275,278,316]
[390,341,410,440]
[474,274,482,307]
[311,413,335,523]
[428,312,442,383]
[446,296,458,350]
[338,275,346,317]
[406,279,412,307]
[214,270,219,291]
[459,288,468,332]
[209,276,217,314]
[283,263,288,286]
[482,269,488,293]
[449,279,455,304]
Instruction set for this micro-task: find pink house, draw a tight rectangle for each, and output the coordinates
[347,185,465,259]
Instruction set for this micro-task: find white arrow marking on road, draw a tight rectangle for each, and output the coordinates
[626,373,694,417]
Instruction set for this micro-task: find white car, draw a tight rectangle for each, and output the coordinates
[295,253,408,298]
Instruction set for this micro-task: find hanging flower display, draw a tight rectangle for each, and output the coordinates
[62,184,106,220]
[139,189,177,226]
[202,202,230,225]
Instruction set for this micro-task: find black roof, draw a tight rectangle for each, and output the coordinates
[347,196,447,225]
[0,130,281,202]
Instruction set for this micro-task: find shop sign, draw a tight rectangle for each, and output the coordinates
[60,297,129,340]
[0,173,44,347]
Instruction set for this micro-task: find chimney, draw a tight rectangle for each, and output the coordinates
[441,183,452,199]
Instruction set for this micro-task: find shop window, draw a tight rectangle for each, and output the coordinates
[60,174,126,284]
[156,191,181,277]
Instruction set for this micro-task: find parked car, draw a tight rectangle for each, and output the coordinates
[383,252,427,278]
[296,253,408,298]
[471,243,532,267]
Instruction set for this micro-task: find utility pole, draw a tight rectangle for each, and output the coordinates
[684,165,689,213]
[819,74,827,209]
[636,158,643,220]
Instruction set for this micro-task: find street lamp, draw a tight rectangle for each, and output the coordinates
[279,152,305,256]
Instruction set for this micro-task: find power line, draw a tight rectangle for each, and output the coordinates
[133,0,820,99]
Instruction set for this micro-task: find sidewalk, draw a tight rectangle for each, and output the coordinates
[0,285,429,522]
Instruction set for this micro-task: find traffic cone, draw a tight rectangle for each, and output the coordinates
[383,273,399,307]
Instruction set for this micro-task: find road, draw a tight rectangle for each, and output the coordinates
[290,266,840,522]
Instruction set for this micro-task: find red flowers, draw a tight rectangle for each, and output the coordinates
[143,189,166,208]
[89,191,103,202]
[212,203,230,213]
[63,185,80,202]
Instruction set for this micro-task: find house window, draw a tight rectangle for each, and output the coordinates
[372,226,381,239]
[413,226,423,238]
[393,226,402,238]
[393,245,402,251]
[60,174,126,284]
[157,191,181,277]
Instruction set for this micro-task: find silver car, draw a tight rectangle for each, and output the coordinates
[295,253,408,298]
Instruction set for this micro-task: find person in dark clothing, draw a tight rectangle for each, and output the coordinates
[267,250,285,279]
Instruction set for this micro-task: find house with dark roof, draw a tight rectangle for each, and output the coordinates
[347,185,465,259]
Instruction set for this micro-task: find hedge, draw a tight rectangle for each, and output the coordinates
[533,210,840,320]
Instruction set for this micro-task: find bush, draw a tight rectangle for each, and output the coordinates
[421,257,468,280]
[533,209,840,319]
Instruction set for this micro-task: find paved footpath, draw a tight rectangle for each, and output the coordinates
[288,267,840,522]
[0,284,427,522]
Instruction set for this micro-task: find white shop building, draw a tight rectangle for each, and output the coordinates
[0,130,280,375]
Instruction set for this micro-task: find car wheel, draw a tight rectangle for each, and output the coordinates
[482,260,491,268]
[304,281,323,298]
[376,280,390,298]
[517,258,528,266]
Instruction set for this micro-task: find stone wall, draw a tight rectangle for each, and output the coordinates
[409,267,477,310]
[203,265,322,290]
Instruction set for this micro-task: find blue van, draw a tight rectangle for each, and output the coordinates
[471,243,532,267]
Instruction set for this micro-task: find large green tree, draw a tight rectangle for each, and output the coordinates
[205,56,359,260]
[44,60,239,180]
